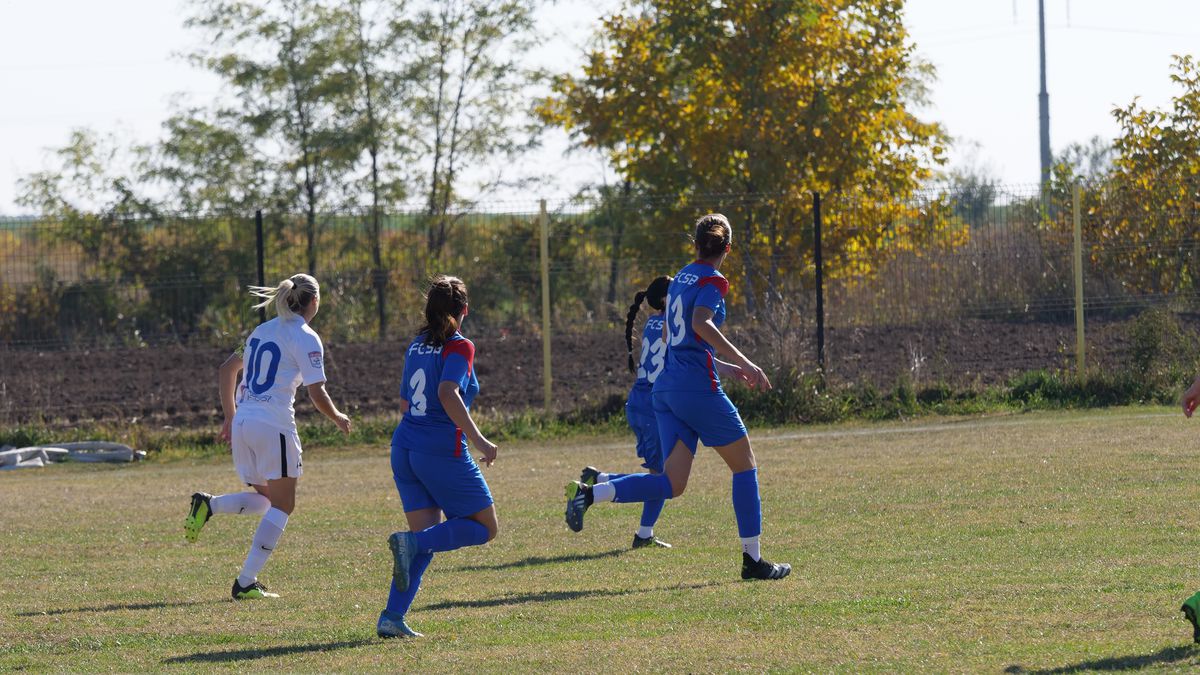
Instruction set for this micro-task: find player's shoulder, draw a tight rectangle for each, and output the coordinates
[249,317,276,337]
[294,318,321,340]
[442,333,475,361]
[644,313,665,331]
[696,267,729,296]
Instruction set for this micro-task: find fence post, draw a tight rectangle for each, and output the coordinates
[372,207,387,342]
[1071,183,1085,376]
[813,192,825,374]
[255,209,266,324]
[539,200,553,414]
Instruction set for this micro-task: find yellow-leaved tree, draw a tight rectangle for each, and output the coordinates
[1096,54,1200,297]
[541,0,951,324]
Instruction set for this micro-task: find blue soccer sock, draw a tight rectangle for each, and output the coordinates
[413,517,489,554]
[639,498,665,529]
[611,473,674,503]
[385,551,433,616]
[731,468,762,539]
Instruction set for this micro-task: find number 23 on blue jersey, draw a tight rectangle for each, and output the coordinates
[638,334,666,383]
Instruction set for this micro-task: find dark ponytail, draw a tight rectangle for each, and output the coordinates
[418,275,469,347]
[624,275,673,374]
[625,291,648,373]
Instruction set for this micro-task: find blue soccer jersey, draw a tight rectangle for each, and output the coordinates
[392,332,478,456]
[652,261,729,393]
[627,313,666,414]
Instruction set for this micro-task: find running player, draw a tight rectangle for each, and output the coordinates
[576,276,674,549]
[378,275,499,639]
[565,214,791,581]
[184,273,352,600]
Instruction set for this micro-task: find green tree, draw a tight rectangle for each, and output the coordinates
[187,0,361,275]
[337,0,412,338]
[15,129,249,341]
[542,0,948,318]
[1054,135,1113,186]
[145,107,274,216]
[402,0,542,263]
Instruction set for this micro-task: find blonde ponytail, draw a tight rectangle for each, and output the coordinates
[249,274,319,319]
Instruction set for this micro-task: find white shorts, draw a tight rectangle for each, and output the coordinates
[232,417,303,486]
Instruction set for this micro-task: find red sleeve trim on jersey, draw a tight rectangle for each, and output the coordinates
[705,351,719,391]
[442,338,475,375]
[697,275,730,298]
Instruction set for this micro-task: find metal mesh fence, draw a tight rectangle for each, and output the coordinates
[3,184,1200,424]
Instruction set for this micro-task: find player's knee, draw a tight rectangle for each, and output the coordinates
[485,520,499,542]
[270,497,295,514]
[670,476,688,498]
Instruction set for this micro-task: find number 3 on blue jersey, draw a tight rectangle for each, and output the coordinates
[409,368,428,416]
[667,294,685,347]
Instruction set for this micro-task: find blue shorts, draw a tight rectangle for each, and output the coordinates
[625,403,664,473]
[652,389,748,455]
[391,446,494,519]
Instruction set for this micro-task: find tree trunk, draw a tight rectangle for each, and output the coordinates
[605,183,630,306]
[355,6,386,340]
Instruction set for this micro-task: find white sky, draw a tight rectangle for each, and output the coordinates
[2,0,1199,215]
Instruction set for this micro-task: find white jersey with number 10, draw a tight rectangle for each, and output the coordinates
[234,316,328,430]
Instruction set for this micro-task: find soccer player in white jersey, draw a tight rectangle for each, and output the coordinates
[184,273,352,600]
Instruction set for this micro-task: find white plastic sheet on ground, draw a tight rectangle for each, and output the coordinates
[0,441,145,470]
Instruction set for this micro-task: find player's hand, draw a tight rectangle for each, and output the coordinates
[333,412,353,434]
[473,434,498,467]
[738,356,773,390]
[729,363,755,386]
[217,418,233,446]
[1183,378,1200,417]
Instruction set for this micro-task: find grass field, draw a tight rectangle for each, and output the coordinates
[5,407,1200,672]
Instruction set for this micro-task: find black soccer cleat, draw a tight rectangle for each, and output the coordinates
[184,492,213,543]
[565,481,592,532]
[632,534,672,549]
[579,466,601,487]
[231,578,279,599]
[741,553,791,581]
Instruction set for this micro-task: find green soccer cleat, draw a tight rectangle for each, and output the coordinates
[1181,591,1200,643]
[184,492,213,543]
[388,531,418,593]
[741,553,791,581]
[377,609,423,638]
[231,579,279,600]
[579,466,601,487]
[565,481,591,532]
[632,534,672,549]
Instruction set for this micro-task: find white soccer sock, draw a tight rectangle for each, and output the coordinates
[741,536,761,562]
[597,472,612,483]
[636,525,653,539]
[237,507,289,587]
[211,492,270,516]
[592,482,616,503]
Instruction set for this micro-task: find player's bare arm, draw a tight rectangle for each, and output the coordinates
[217,351,243,443]
[692,307,771,390]
[1183,376,1200,417]
[437,380,496,465]
[306,381,351,433]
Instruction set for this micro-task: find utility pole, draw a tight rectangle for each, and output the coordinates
[1038,0,1052,187]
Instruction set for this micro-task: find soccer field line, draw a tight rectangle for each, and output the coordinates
[758,410,1177,443]
[552,409,1179,455]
